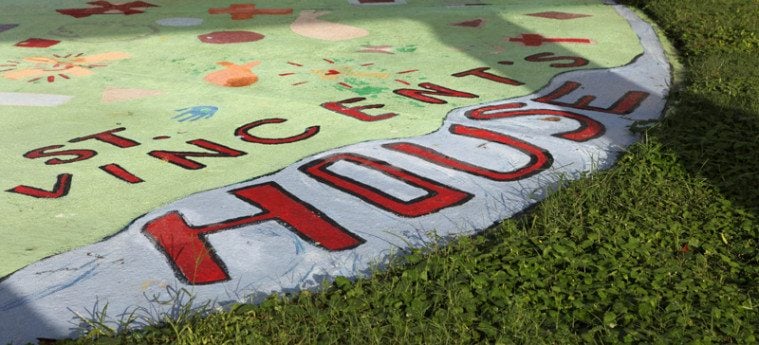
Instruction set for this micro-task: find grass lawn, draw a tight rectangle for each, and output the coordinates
[62,0,758,343]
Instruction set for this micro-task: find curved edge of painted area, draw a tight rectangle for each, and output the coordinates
[0,4,671,344]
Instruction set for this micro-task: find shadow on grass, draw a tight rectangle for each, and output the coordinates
[618,0,759,217]
[654,95,759,216]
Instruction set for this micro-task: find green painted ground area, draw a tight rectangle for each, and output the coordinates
[0,0,642,276]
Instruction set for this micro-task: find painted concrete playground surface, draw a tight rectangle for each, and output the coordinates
[0,0,671,343]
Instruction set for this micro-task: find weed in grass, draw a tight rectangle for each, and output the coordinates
[71,301,118,340]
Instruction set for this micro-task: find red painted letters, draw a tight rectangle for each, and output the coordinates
[299,153,473,217]
[24,145,97,165]
[142,182,364,284]
[69,127,141,148]
[99,163,144,184]
[235,118,319,144]
[452,67,524,86]
[465,102,605,142]
[534,81,649,115]
[148,139,246,170]
[321,97,397,122]
[7,173,73,199]
[524,52,589,68]
[384,124,552,181]
[393,82,478,104]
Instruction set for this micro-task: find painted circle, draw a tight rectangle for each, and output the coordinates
[198,31,266,44]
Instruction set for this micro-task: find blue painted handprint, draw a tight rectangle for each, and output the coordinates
[173,106,219,122]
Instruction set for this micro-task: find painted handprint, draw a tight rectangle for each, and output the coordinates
[173,106,218,122]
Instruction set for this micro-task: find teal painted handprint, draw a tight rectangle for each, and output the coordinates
[173,106,218,122]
